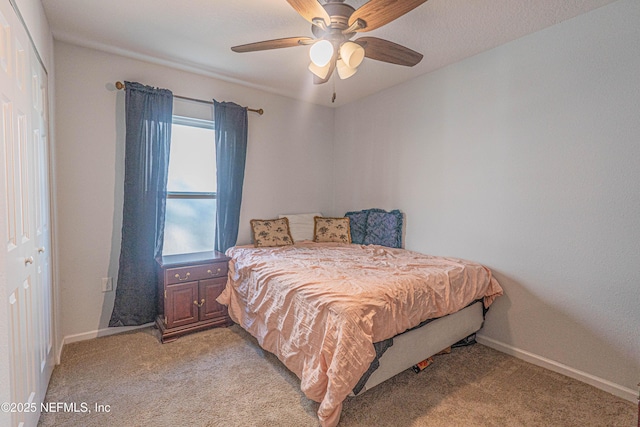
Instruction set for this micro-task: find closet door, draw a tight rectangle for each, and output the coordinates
[0,2,54,426]
[30,37,54,401]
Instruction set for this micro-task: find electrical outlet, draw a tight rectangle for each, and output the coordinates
[101,277,113,292]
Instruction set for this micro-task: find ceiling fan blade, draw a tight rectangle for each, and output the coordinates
[231,37,314,53]
[356,37,423,66]
[287,0,331,26]
[349,0,429,32]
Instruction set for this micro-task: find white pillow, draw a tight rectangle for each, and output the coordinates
[278,213,322,242]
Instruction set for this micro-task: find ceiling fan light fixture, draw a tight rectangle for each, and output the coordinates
[309,61,332,80]
[336,58,357,80]
[340,41,365,69]
[232,0,427,85]
[309,40,334,67]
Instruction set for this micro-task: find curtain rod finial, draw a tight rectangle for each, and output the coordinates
[115,81,125,90]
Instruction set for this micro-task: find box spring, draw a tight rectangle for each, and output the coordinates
[353,300,484,395]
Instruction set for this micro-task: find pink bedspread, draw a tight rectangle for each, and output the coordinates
[217,242,502,426]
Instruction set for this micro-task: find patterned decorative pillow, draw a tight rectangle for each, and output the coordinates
[250,218,294,247]
[363,210,403,248]
[313,217,351,244]
[344,210,369,244]
[345,208,389,244]
[344,208,404,248]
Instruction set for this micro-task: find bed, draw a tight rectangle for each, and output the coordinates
[217,240,502,427]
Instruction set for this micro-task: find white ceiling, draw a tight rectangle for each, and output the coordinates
[41,0,618,107]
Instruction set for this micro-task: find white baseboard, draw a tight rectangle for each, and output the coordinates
[56,323,154,364]
[476,334,637,403]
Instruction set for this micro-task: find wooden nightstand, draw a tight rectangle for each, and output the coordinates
[156,250,232,343]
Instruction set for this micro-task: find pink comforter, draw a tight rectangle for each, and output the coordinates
[218,242,503,426]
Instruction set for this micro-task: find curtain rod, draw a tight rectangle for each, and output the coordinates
[115,81,263,115]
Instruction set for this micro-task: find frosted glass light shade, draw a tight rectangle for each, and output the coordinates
[310,40,334,67]
[336,59,357,80]
[309,61,331,79]
[340,41,365,69]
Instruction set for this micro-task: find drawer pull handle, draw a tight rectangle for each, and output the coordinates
[24,256,34,265]
[207,268,222,276]
[174,272,191,281]
[193,298,205,307]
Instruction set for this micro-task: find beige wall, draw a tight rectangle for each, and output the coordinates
[333,0,639,400]
[53,42,334,341]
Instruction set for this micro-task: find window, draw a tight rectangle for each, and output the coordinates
[162,115,216,255]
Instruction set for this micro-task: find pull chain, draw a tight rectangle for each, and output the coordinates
[332,74,336,103]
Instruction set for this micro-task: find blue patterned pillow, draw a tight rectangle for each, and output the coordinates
[344,208,403,248]
[344,210,369,244]
[363,210,403,248]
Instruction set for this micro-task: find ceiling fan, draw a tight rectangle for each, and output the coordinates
[231,0,427,84]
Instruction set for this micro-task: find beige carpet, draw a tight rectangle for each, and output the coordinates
[39,325,636,427]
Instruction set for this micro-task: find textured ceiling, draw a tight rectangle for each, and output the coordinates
[41,0,618,107]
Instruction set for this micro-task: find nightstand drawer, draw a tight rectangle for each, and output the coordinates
[165,262,228,285]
